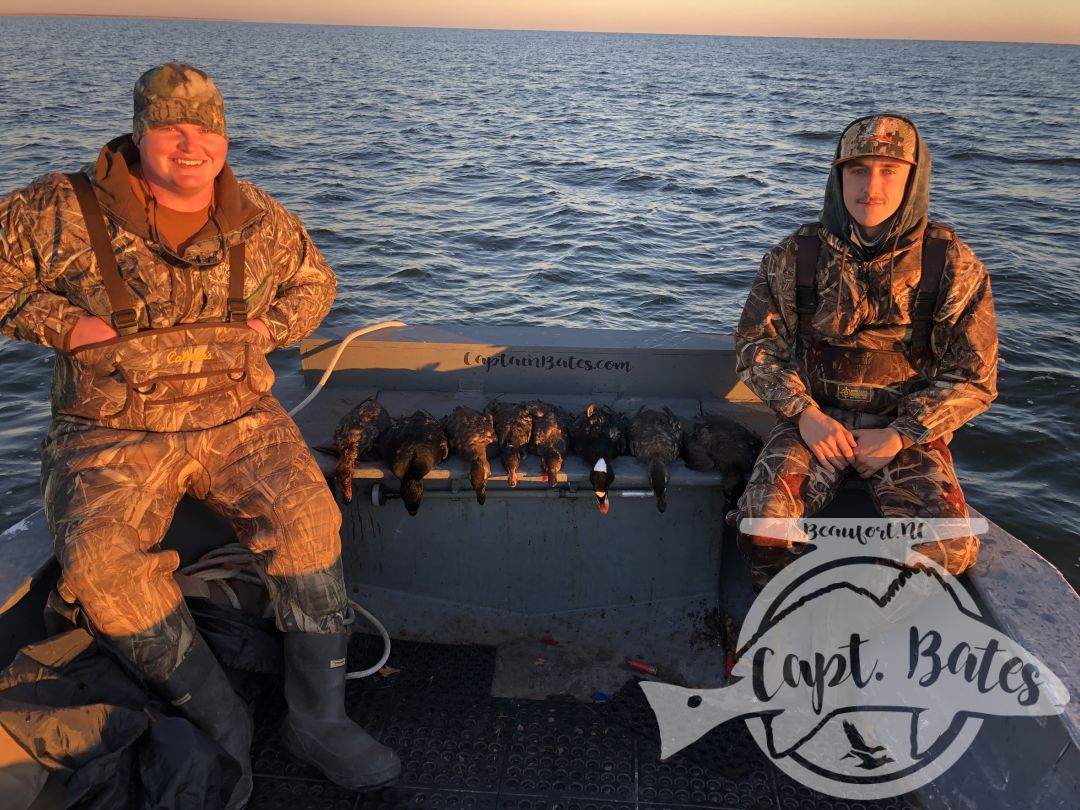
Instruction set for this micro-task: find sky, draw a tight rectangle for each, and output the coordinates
[2,0,1078,45]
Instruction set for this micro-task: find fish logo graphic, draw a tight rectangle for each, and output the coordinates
[641,518,1070,800]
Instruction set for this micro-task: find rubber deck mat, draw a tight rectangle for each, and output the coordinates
[249,633,923,810]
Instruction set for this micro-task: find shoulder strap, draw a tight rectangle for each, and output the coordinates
[65,172,139,334]
[795,224,820,346]
[225,242,246,322]
[910,230,951,352]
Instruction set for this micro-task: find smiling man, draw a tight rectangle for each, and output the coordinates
[732,114,999,591]
[0,64,400,806]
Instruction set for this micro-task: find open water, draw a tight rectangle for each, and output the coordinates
[1,18,1078,588]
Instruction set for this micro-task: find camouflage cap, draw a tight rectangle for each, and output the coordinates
[133,63,227,140]
[832,115,917,167]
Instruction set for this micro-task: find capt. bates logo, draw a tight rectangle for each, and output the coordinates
[641,518,1071,799]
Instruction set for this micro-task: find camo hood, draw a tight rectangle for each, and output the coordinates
[820,114,931,259]
[92,134,264,265]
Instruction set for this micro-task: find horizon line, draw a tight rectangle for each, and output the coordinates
[2,13,1076,47]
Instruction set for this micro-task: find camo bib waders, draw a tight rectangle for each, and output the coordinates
[736,224,979,591]
[41,174,348,679]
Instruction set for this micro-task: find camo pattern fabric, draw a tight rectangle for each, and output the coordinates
[0,140,335,356]
[735,222,998,445]
[133,62,227,139]
[832,114,917,166]
[52,322,275,431]
[735,412,978,593]
[41,396,349,680]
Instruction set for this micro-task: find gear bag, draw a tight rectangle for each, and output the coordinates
[52,172,274,431]
[795,223,951,415]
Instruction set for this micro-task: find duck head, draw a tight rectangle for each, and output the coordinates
[648,459,670,514]
[469,457,490,505]
[590,457,613,514]
[402,479,424,515]
[501,443,521,487]
[542,451,564,487]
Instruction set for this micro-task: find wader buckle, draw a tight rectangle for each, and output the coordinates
[795,287,816,312]
[226,298,248,322]
[111,308,139,333]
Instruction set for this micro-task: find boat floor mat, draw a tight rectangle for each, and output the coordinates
[249,633,922,809]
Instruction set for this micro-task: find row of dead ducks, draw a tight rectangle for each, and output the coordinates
[332,398,762,516]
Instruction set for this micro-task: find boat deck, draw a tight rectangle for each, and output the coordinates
[247,631,921,810]
[4,325,1080,809]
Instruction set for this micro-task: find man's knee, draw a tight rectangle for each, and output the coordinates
[254,481,342,578]
[736,531,808,593]
[912,534,980,576]
[56,524,184,638]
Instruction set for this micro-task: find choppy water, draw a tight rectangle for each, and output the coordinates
[1,18,1078,588]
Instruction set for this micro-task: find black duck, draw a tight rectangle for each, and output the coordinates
[682,413,763,502]
[527,401,572,488]
[333,398,391,503]
[443,405,498,505]
[629,407,684,513]
[378,410,449,515]
[487,400,542,487]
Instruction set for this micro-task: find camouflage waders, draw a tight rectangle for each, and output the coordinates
[37,172,347,681]
[735,227,981,591]
[735,409,977,592]
[42,396,349,681]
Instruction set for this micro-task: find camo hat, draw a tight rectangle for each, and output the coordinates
[133,63,227,140]
[832,115,917,167]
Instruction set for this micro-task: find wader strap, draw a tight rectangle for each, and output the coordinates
[66,172,139,334]
[910,235,949,353]
[795,231,819,346]
[225,242,247,322]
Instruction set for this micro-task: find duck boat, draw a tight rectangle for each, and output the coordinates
[2,322,1078,809]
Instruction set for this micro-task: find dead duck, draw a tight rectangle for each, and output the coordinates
[570,403,628,514]
[333,398,391,503]
[378,410,449,515]
[487,400,541,487]
[443,405,498,505]
[682,413,763,503]
[527,401,571,487]
[629,407,684,513]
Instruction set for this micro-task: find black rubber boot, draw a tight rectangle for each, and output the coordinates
[157,635,253,809]
[281,632,401,789]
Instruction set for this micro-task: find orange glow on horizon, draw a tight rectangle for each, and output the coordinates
[2,0,1077,45]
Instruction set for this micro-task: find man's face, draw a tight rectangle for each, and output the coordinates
[137,123,228,200]
[840,157,912,235]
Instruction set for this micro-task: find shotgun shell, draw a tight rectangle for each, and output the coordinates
[626,658,658,675]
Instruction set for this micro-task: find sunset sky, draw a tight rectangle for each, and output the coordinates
[2,0,1078,44]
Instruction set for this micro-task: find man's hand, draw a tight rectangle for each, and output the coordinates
[68,315,118,350]
[247,319,271,341]
[851,427,905,478]
[797,405,856,472]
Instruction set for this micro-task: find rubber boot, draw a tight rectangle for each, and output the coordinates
[281,632,401,789]
[157,635,253,809]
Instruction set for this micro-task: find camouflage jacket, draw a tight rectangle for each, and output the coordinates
[735,222,998,444]
[0,135,335,354]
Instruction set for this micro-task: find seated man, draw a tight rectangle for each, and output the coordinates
[0,64,400,805]
[733,114,998,591]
